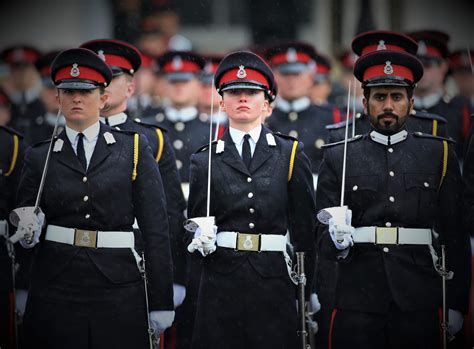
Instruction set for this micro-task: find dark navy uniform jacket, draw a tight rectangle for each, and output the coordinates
[316,130,470,314]
[326,110,449,144]
[267,102,335,173]
[153,108,209,183]
[187,126,316,286]
[16,123,174,310]
[104,113,187,285]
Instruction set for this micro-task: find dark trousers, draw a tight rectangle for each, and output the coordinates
[192,259,298,349]
[23,249,149,349]
[329,304,441,349]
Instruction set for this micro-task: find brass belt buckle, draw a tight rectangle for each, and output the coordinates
[236,233,260,252]
[74,229,98,248]
[375,227,398,245]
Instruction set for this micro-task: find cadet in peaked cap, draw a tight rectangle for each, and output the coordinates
[315,48,469,349]
[187,50,316,348]
[2,45,44,139]
[450,49,474,108]
[16,47,174,348]
[154,51,208,184]
[352,30,418,57]
[263,42,337,180]
[80,39,189,329]
[80,39,142,76]
[408,30,467,155]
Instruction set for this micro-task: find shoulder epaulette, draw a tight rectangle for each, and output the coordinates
[132,118,168,132]
[273,132,298,142]
[195,140,218,153]
[413,132,455,143]
[110,128,136,136]
[325,119,354,130]
[31,139,52,148]
[411,110,447,123]
[321,134,363,148]
[1,125,24,138]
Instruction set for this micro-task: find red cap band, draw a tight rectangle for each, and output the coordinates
[363,63,414,82]
[204,62,219,74]
[270,51,312,65]
[4,49,39,64]
[54,65,107,84]
[219,67,269,89]
[103,54,133,71]
[315,64,330,75]
[361,44,407,56]
[140,53,153,68]
[418,45,443,58]
[162,60,201,73]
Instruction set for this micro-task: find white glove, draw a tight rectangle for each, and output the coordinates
[328,208,354,250]
[9,207,45,249]
[308,293,321,314]
[187,225,217,257]
[149,310,175,335]
[448,309,464,337]
[173,284,186,308]
[15,289,28,317]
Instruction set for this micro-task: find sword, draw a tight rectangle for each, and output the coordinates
[22,108,62,244]
[296,252,311,349]
[140,251,160,349]
[437,244,454,349]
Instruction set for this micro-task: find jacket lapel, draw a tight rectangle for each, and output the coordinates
[54,131,86,174]
[87,123,112,173]
[218,130,251,176]
[248,127,273,174]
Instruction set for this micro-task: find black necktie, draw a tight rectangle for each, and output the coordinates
[104,118,110,126]
[77,133,87,170]
[242,134,252,169]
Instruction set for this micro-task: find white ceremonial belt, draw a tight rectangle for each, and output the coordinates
[216,231,287,252]
[46,225,134,248]
[0,220,8,236]
[353,227,432,245]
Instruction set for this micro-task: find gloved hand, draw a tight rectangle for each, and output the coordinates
[187,225,217,257]
[448,309,464,337]
[308,293,321,314]
[9,207,45,249]
[15,289,28,318]
[328,208,354,250]
[149,310,175,335]
[173,284,186,308]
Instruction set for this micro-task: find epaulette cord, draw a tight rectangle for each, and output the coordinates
[321,134,363,148]
[4,134,19,177]
[413,132,455,144]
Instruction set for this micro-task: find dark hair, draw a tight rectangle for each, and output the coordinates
[363,86,414,100]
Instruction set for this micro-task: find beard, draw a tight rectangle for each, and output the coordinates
[370,110,407,135]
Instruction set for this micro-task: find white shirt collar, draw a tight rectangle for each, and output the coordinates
[100,112,128,127]
[369,129,408,146]
[229,124,262,146]
[165,106,198,122]
[65,121,101,145]
[275,96,311,113]
[200,110,228,124]
[414,90,444,110]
